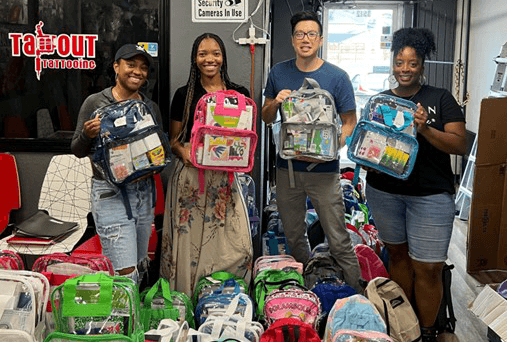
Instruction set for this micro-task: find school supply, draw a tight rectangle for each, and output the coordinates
[140,277,195,331]
[0,269,50,342]
[280,78,341,162]
[263,284,321,328]
[46,273,144,341]
[347,94,419,179]
[0,249,24,270]
[323,294,391,342]
[354,244,390,282]
[260,318,321,342]
[190,90,258,193]
[365,277,421,342]
[90,99,171,219]
[253,269,305,321]
[193,271,248,307]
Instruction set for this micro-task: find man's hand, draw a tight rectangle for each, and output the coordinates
[262,89,292,124]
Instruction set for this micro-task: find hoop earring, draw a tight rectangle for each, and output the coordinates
[420,74,427,86]
[388,74,398,88]
[115,73,118,80]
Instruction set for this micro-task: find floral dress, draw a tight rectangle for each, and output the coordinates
[160,158,253,296]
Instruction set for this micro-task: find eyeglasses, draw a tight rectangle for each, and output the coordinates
[293,31,320,40]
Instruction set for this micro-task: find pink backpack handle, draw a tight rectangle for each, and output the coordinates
[214,91,246,116]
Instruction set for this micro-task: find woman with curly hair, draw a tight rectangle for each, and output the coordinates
[364,28,466,342]
[160,33,252,296]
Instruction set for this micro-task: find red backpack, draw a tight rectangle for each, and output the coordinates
[0,249,24,270]
[354,244,389,281]
[260,318,321,342]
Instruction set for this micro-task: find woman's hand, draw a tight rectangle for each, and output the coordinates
[83,114,101,139]
[414,103,430,133]
[178,144,194,167]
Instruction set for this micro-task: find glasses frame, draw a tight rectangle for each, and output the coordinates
[293,30,321,40]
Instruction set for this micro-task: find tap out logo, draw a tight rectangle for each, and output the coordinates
[9,21,98,80]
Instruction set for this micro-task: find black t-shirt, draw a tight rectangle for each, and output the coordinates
[366,85,465,195]
[171,81,250,142]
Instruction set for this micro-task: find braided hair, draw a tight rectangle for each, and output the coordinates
[391,28,436,63]
[177,33,240,143]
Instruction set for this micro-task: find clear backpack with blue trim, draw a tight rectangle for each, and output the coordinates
[90,99,171,218]
[347,94,419,179]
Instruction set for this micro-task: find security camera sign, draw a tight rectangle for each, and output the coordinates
[192,0,248,22]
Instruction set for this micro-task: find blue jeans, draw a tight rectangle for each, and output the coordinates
[91,178,154,283]
[365,184,455,263]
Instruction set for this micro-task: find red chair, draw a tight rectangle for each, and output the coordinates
[73,174,164,261]
[0,153,21,234]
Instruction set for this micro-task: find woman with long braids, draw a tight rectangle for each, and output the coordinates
[160,33,252,296]
[365,28,466,342]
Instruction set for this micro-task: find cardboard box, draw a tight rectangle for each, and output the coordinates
[470,284,507,341]
[474,97,507,166]
[467,97,507,273]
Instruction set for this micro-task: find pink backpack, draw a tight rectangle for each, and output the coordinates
[32,252,114,275]
[264,285,321,328]
[354,244,389,282]
[0,249,24,270]
[190,90,258,193]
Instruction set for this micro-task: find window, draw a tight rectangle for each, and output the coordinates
[322,2,404,118]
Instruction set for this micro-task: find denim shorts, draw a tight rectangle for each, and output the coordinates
[90,178,154,275]
[365,184,455,263]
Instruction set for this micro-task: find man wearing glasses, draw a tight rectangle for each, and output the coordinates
[262,11,361,292]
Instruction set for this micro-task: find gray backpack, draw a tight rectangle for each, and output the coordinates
[303,251,344,289]
[280,78,342,163]
[365,277,421,342]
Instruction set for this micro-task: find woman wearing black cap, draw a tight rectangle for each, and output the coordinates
[71,44,162,284]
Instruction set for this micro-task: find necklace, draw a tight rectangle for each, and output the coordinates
[395,86,420,102]
[112,86,141,101]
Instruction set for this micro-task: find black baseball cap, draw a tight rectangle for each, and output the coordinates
[114,44,153,66]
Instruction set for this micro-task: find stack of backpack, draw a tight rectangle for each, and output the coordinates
[252,254,323,341]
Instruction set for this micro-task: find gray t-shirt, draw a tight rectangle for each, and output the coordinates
[71,87,163,179]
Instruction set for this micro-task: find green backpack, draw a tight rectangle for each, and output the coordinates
[45,273,144,342]
[193,271,247,306]
[140,277,195,330]
[253,268,305,320]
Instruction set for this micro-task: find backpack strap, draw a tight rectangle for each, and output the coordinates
[288,160,296,188]
[120,186,133,220]
[300,78,321,91]
[198,169,206,195]
[352,164,361,187]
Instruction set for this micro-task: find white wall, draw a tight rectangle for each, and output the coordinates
[466,0,507,133]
